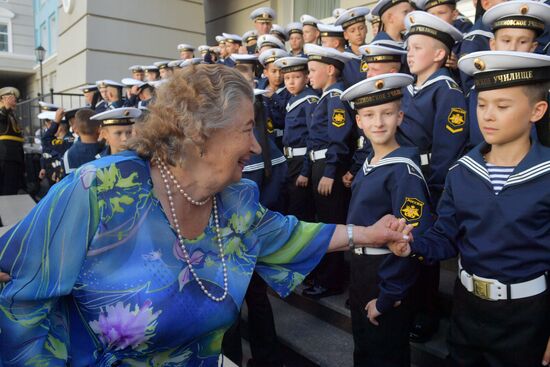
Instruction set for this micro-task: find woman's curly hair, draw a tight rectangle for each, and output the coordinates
[128,64,253,166]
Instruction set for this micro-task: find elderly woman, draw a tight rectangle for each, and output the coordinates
[0,65,410,366]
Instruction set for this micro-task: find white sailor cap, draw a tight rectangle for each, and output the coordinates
[91,107,141,126]
[301,14,321,27]
[254,89,270,96]
[273,56,309,73]
[180,58,203,67]
[168,60,183,68]
[286,22,303,35]
[270,24,288,41]
[304,43,354,70]
[372,0,410,17]
[215,35,226,44]
[121,78,143,86]
[79,84,98,93]
[143,65,159,72]
[318,23,345,38]
[359,40,407,63]
[258,48,289,66]
[177,43,195,51]
[335,7,371,29]
[458,50,550,91]
[482,0,550,36]
[149,79,167,88]
[250,7,276,23]
[230,53,259,65]
[154,61,171,69]
[222,33,243,44]
[366,13,381,24]
[102,80,125,88]
[198,45,210,55]
[128,65,144,73]
[405,11,463,50]
[242,30,258,43]
[257,34,286,50]
[38,101,60,120]
[333,8,347,18]
[209,46,221,54]
[341,73,414,109]
[0,86,19,98]
[412,0,456,11]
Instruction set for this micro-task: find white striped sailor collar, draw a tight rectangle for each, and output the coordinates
[320,80,345,101]
[406,68,458,95]
[457,140,550,190]
[286,89,319,112]
[362,146,426,181]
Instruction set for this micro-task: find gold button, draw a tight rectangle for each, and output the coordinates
[418,256,424,261]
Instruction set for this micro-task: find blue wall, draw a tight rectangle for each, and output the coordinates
[33,0,58,56]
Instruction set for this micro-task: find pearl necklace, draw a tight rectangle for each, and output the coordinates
[156,159,228,302]
[155,158,211,206]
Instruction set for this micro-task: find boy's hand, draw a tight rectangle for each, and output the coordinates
[318,177,334,196]
[38,169,46,179]
[365,299,382,325]
[542,336,550,366]
[445,52,458,70]
[295,175,308,187]
[387,224,414,256]
[342,171,354,188]
[54,108,65,123]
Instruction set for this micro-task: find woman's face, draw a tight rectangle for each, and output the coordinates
[202,98,261,185]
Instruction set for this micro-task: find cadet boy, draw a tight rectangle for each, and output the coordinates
[63,108,103,173]
[222,33,243,67]
[302,44,354,298]
[341,72,433,367]
[92,107,140,157]
[391,50,550,367]
[367,13,381,38]
[300,14,321,44]
[128,65,145,81]
[273,56,319,221]
[371,0,413,42]
[270,24,288,43]
[468,0,550,147]
[286,23,305,56]
[177,44,195,60]
[143,65,160,82]
[250,7,275,36]
[154,61,173,79]
[335,7,371,87]
[95,80,109,113]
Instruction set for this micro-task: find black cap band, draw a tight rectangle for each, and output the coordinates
[288,29,303,35]
[307,54,345,70]
[281,64,308,73]
[492,16,545,35]
[423,0,456,10]
[408,24,455,50]
[363,54,403,63]
[101,119,135,126]
[379,0,410,17]
[352,87,403,108]
[474,67,550,91]
[320,31,344,38]
[342,16,366,29]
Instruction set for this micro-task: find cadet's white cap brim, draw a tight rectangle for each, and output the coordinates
[334,7,371,28]
[482,0,550,30]
[38,111,57,120]
[90,107,142,121]
[121,78,143,86]
[458,50,550,76]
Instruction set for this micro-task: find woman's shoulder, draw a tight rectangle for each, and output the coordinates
[221,179,260,204]
[218,179,262,229]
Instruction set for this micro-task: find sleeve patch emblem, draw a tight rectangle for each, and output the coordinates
[446,107,466,133]
[332,109,346,127]
[266,118,274,133]
[360,59,369,73]
[400,197,424,221]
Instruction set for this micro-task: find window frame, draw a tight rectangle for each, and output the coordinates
[0,7,14,53]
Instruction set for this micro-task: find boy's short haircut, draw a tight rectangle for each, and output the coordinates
[75,108,100,136]
[523,81,550,105]
[236,64,255,75]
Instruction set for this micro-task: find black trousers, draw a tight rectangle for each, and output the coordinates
[284,156,315,222]
[448,279,549,367]
[349,254,412,367]
[309,159,349,290]
[410,262,440,322]
[0,159,25,195]
[222,272,282,367]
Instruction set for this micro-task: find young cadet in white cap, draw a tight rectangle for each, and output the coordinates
[273,56,319,221]
[128,65,145,81]
[390,50,550,367]
[143,65,160,82]
[258,49,291,150]
[250,6,276,36]
[302,44,354,299]
[400,10,466,342]
[468,0,550,148]
[79,84,100,109]
[242,30,258,54]
[413,0,473,33]
[256,34,286,53]
[154,61,173,79]
[335,7,371,87]
[222,33,243,67]
[341,72,433,367]
[371,0,414,42]
[367,13,382,38]
[93,107,141,157]
[177,44,195,60]
[270,24,288,43]
[286,22,305,56]
[94,80,109,113]
[101,80,127,110]
[300,14,321,44]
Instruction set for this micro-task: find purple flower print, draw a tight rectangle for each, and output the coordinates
[89,299,161,351]
[177,249,205,291]
[79,165,96,190]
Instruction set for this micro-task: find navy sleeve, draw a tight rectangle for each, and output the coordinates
[41,123,59,147]
[323,95,353,179]
[299,98,317,177]
[376,165,433,313]
[349,135,372,176]
[429,84,468,206]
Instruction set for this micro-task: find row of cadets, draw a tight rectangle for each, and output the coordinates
[394,50,550,367]
[92,107,140,158]
[343,40,408,188]
[300,14,322,45]
[398,10,467,342]
[334,7,371,87]
[301,44,355,298]
[468,0,550,148]
[371,0,413,43]
[258,48,292,150]
[177,43,195,60]
[273,56,319,221]
[341,72,433,367]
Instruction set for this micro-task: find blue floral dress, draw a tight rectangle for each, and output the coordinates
[0,151,335,366]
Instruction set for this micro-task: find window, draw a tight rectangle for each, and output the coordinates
[293,0,339,21]
[49,14,56,53]
[0,23,7,52]
[40,21,48,54]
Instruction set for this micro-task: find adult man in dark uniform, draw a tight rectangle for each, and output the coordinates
[0,87,25,195]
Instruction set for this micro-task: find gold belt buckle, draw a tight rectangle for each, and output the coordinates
[473,277,492,300]
[283,147,290,157]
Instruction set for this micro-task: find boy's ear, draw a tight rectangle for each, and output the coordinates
[433,47,447,63]
[489,38,496,51]
[451,8,459,20]
[529,41,538,53]
[530,100,548,123]
[397,110,404,126]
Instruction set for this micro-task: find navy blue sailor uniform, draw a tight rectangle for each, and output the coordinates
[262,85,292,150]
[348,147,433,365]
[343,47,368,88]
[398,68,468,206]
[63,139,104,174]
[452,15,473,33]
[94,99,108,113]
[458,18,492,91]
[281,87,319,221]
[40,123,74,184]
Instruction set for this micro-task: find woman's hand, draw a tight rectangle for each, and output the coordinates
[0,271,11,283]
[354,215,413,247]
